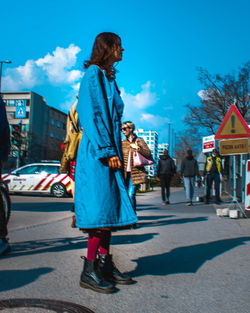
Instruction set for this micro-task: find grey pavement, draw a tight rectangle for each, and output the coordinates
[0,187,250,313]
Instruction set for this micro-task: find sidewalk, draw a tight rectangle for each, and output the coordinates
[0,188,250,313]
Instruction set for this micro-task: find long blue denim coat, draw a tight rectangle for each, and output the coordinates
[74,65,138,229]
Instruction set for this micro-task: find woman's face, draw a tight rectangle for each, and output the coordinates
[112,41,124,62]
[121,125,132,137]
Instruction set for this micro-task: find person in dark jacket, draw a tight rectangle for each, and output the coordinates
[180,150,200,206]
[157,150,176,204]
[0,95,11,256]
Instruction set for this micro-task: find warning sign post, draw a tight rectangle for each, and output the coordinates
[215,103,250,217]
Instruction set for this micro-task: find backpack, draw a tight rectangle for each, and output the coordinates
[59,101,82,173]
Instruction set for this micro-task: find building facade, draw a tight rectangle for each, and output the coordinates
[2,91,67,168]
[134,128,158,176]
[158,143,169,158]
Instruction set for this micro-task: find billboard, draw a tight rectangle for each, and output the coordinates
[202,135,215,153]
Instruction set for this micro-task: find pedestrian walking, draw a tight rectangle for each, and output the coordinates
[203,148,224,204]
[74,32,137,294]
[157,150,176,205]
[121,121,152,213]
[180,149,200,206]
[0,95,11,256]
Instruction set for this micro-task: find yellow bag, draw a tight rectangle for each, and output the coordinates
[58,151,70,173]
[63,101,82,162]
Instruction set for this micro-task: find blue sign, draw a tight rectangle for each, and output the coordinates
[15,100,26,118]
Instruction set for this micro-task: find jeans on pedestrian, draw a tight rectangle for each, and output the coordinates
[183,177,195,202]
[206,173,220,201]
[159,175,172,201]
[125,173,137,212]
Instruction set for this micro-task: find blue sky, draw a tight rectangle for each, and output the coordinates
[1,0,250,143]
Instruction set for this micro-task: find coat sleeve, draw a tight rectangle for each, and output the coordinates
[203,158,207,176]
[157,160,161,177]
[171,159,176,174]
[77,66,117,160]
[195,160,200,177]
[180,160,184,176]
[137,139,152,159]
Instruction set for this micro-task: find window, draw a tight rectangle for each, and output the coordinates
[56,133,60,139]
[21,124,29,133]
[50,131,54,138]
[7,112,15,119]
[41,165,59,174]
[7,100,16,106]
[16,99,27,106]
[57,121,61,127]
[51,119,55,126]
[62,135,65,141]
[16,165,42,175]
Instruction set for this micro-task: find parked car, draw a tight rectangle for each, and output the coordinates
[2,162,71,198]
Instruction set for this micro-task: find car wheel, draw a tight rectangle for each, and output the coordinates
[51,182,66,198]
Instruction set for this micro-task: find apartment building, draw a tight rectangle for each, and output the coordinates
[2,91,67,168]
[158,143,169,158]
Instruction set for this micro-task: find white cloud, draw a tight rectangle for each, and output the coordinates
[121,81,159,121]
[198,89,213,100]
[59,82,81,111]
[2,44,83,91]
[140,113,170,127]
[121,81,158,110]
[120,81,171,131]
[35,44,82,84]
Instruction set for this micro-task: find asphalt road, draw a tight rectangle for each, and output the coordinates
[0,188,250,313]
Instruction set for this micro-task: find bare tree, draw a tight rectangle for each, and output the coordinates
[185,61,250,134]
[175,127,201,168]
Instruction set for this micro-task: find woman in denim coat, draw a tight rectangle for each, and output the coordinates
[75,33,137,293]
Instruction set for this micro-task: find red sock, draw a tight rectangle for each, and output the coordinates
[87,231,102,261]
[99,230,111,255]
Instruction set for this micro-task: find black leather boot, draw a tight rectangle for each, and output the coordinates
[98,254,134,285]
[80,257,115,293]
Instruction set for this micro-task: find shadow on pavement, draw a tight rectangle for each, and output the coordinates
[128,236,250,277]
[138,215,175,221]
[137,206,162,211]
[112,233,159,245]
[0,267,53,292]
[12,202,73,212]
[137,217,208,228]
[2,233,159,259]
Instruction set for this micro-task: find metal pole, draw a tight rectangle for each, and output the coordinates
[0,62,3,94]
[175,132,177,157]
[17,120,22,168]
[168,123,171,152]
[232,155,237,201]
[172,128,174,157]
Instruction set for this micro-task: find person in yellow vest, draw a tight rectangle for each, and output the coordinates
[203,149,224,204]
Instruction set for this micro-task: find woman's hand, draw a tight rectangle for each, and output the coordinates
[130,143,138,150]
[107,156,122,170]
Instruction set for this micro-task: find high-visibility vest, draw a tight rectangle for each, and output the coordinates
[206,156,222,173]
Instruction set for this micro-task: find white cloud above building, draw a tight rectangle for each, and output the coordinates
[3,44,83,91]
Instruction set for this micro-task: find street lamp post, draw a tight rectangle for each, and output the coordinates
[0,60,12,94]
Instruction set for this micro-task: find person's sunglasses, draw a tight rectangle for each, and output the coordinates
[121,127,130,131]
